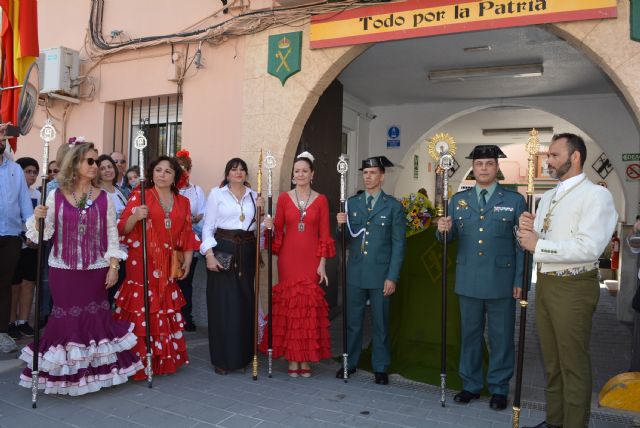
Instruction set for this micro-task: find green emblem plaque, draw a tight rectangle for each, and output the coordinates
[267,31,302,86]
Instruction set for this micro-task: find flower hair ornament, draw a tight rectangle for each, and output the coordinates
[68,136,87,146]
[297,151,315,163]
[176,149,191,160]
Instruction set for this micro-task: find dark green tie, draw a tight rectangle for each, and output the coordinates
[367,195,374,210]
[479,189,488,209]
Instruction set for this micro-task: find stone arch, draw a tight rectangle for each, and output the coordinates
[242,1,640,199]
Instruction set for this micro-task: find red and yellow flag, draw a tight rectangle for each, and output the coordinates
[1,0,39,151]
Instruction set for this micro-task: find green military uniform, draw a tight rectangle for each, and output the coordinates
[345,189,406,373]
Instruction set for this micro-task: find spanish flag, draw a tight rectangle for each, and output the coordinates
[1,0,39,152]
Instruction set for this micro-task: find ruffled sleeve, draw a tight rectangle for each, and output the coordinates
[316,194,336,259]
[176,195,200,251]
[271,193,287,255]
[25,190,56,243]
[104,192,128,261]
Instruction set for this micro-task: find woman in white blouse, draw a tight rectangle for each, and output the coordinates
[20,142,141,396]
[200,157,262,375]
[96,154,129,305]
[176,150,206,332]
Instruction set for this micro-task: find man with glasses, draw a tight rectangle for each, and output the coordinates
[0,124,34,353]
[437,145,525,411]
[110,151,131,197]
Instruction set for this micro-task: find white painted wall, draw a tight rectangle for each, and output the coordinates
[362,94,639,223]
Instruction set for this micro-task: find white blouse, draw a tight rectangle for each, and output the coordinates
[26,189,127,270]
[200,185,258,254]
[105,187,128,219]
[179,183,206,220]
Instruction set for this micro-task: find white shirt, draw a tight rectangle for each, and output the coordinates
[533,176,618,273]
[200,185,257,254]
[179,183,206,220]
[554,172,585,196]
[105,187,128,219]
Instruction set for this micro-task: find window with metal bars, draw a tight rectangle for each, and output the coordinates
[111,95,182,167]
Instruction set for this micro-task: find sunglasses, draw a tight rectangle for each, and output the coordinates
[48,168,59,174]
[85,158,97,166]
[115,159,127,164]
[25,170,39,175]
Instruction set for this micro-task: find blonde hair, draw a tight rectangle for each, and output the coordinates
[57,143,97,193]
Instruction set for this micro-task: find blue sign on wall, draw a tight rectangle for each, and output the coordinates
[387,125,400,148]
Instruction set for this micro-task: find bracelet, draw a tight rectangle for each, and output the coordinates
[110,263,120,270]
[205,253,214,258]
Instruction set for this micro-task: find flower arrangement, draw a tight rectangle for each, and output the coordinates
[401,192,435,237]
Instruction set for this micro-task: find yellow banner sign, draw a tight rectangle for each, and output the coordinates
[310,0,617,49]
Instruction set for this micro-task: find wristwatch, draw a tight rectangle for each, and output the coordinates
[110,262,120,270]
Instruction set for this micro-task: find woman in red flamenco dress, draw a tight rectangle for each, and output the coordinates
[262,152,335,377]
[115,156,200,380]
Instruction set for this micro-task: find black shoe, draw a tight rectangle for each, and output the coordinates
[7,323,22,340]
[336,367,356,379]
[16,323,35,337]
[374,372,389,385]
[489,394,507,410]
[184,320,196,332]
[523,422,562,428]
[453,390,480,404]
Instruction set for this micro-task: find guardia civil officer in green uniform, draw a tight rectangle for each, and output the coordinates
[336,156,406,385]
[436,145,525,410]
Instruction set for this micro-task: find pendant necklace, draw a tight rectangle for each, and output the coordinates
[230,188,246,222]
[541,177,586,235]
[72,186,93,235]
[294,188,312,232]
[153,189,174,229]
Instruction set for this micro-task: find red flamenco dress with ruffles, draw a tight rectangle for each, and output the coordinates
[261,193,335,362]
[115,189,200,380]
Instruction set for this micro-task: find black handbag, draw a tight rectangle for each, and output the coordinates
[214,251,234,271]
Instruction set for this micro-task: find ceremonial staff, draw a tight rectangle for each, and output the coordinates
[512,129,539,427]
[264,151,276,378]
[428,133,457,407]
[134,130,153,388]
[252,150,263,381]
[337,155,349,382]
[31,119,56,408]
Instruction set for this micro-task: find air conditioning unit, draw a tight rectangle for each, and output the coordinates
[37,47,80,97]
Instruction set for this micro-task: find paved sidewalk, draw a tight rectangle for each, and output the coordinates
[0,265,637,427]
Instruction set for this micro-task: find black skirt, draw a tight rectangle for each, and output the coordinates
[206,230,256,370]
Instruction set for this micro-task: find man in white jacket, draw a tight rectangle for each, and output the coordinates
[517,133,618,428]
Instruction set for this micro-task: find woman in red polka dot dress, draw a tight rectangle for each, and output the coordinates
[114,156,200,380]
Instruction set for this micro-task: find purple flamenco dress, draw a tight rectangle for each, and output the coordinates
[19,189,143,396]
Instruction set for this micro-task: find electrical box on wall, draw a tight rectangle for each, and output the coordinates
[37,47,80,97]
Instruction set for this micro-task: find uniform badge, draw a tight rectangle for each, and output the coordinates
[457,199,468,208]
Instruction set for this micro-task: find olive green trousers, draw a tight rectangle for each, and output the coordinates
[536,269,599,428]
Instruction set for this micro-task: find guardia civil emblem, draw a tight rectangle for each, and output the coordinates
[268,32,302,86]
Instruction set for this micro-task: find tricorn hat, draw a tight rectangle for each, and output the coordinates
[360,156,394,171]
[465,145,506,160]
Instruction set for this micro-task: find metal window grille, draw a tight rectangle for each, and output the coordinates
[111,95,182,168]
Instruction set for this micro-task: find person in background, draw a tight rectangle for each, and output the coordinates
[176,149,206,332]
[610,231,620,279]
[0,123,34,353]
[110,151,131,197]
[126,166,140,189]
[625,216,640,372]
[96,154,129,305]
[8,157,41,340]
